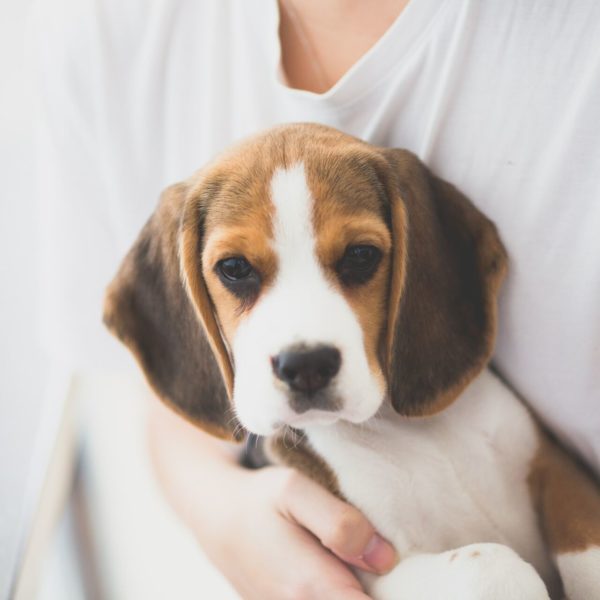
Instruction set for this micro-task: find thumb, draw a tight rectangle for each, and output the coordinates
[276,470,397,574]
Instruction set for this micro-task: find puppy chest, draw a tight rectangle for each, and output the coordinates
[310,430,514,550]
[305,376,552,576]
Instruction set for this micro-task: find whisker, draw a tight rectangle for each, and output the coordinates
[283,425,290,449]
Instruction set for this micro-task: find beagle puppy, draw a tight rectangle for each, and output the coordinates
[104,123,600,600]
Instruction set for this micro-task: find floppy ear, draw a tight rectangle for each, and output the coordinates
[382,149,507,416]
[103,181,243,441]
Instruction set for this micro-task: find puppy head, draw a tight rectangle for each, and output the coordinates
[104,124,506,440]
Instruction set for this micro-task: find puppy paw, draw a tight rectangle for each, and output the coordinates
[445,543,550,600]
[366,543,550,600]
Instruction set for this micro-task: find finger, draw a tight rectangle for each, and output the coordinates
[244,515,368,600]
[287,524,374,600]
[276,470,397,574]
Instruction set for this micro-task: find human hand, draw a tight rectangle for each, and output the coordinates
[194,466,397,600]
[148,395,396,599]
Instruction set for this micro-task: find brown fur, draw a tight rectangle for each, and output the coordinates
[180,158,278,380]
[265,430,341,498]
[381,149,507,416]
[529,432,600,554]
[103,183,241,440]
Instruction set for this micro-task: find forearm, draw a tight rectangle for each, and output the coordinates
[145,389,246,539]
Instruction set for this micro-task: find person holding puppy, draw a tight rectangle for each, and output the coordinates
[35,0,600,598]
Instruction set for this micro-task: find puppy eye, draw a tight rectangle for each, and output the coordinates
[344,245,380,269]
[217,256,253,281]
[337,245,382,286]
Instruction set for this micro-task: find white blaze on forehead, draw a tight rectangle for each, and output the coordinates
[230,162,384,435]
[271,163,315,260]
[270,163,326,296]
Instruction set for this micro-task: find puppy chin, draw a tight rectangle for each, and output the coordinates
[281,401,383,429]
[234,389,385,436]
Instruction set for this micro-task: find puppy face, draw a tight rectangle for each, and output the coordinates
[105,123,506,441]
[201,159,392,435]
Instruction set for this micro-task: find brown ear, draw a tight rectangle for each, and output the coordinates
[103,182,242,441]
[382,149,507,416]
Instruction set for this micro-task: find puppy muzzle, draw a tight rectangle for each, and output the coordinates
[271,344,342,414]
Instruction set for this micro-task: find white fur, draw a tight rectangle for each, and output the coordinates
[232,164,385,435]
[366,543,550,600]
[556,547,600,600]
[306,370,561,599]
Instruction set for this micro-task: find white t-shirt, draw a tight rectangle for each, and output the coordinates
[34,0,600,473]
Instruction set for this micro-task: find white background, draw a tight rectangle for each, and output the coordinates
[0,0,50,594]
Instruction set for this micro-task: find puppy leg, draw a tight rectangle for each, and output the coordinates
[365,543,550,600]
[529,437,600,600]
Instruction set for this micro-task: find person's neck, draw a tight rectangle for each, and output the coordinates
[278,0,410,93]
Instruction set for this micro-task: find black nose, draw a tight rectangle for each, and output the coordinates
[271,346,341,395]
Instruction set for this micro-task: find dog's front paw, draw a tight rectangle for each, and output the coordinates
[443,543,550,600]
[366,543,550,600]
